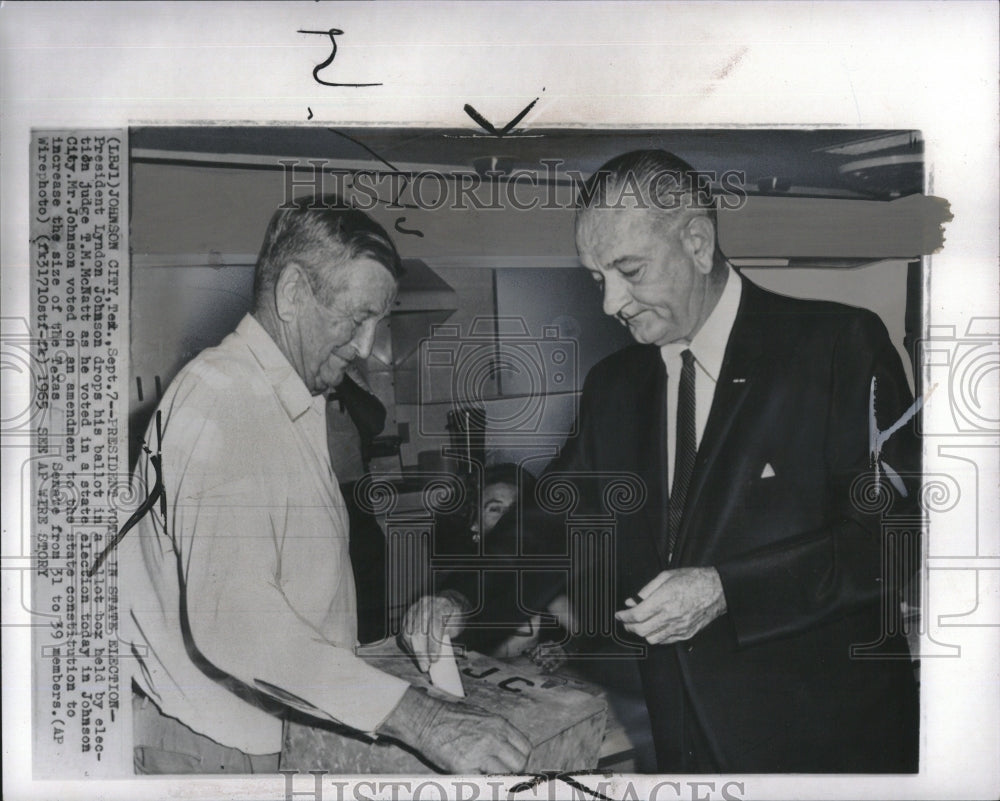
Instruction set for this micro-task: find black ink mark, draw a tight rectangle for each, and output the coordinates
[324,128,427,238]
[497,676,535,693]
[508,772,616,801]
[463,104,498,135]
[156,409,168,521]
[327,128,396,171]
[393,218,424,238]
[298,28,382,88]
[463,96,539,137]
[498,97,539,135]
[325,128,420,211]
[88,411,166,577]
[307,107,314,120]
[461,666,499,680]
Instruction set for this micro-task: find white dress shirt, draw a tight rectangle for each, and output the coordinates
[119,314,408,755]
[660,265,743,487]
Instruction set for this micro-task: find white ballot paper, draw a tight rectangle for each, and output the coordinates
[428,635,466,698]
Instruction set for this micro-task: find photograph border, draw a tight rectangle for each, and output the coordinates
[2,3,998,800]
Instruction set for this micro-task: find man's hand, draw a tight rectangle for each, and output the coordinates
[401,594,467,672]
[615,567,727,644]
[378,687,530,773]
[411,697,531,774]
[524,641,568,673]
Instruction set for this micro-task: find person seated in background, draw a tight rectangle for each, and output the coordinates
[432,463,570,667]
[434,462,525,555]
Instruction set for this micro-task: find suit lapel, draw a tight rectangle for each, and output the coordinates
[624,348,672,565]
[671,278,768,564]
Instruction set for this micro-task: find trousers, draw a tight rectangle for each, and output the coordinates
[132,688,280,775]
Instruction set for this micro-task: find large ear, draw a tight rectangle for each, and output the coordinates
[681,215,717,275]
[274,262,307,322]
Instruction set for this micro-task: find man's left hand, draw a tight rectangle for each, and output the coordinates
[615,568,727,644]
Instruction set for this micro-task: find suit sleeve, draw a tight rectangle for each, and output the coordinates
[545,363,603,477]
[714,311,921,648]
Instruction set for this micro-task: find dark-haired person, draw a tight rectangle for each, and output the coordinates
[119,199,530,775]
[435,463,529,555]
[560,150,921,772]
[432,464,569,666]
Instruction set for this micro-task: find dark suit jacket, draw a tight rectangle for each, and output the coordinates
[546,277,920,772]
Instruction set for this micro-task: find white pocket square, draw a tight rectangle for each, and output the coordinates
[760,463,776,479]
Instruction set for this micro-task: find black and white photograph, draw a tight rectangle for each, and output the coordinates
[120,126,931,779]
[2,3,998,801]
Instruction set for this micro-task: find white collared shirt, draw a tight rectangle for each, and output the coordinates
[660,265,743,487]
[119,314,408,755]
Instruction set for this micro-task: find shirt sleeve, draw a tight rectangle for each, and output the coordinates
[153,371,408,734]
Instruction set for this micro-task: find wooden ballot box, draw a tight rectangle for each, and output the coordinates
[281,640,608,773]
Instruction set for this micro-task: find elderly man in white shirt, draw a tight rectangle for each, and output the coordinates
[119,198,530,775]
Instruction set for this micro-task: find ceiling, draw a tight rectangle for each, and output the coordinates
[131,126,924,200]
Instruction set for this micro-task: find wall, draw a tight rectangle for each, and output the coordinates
[130,160,917,473]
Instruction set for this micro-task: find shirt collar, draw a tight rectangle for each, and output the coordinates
[661,264,742,381]
[236,313,315,421]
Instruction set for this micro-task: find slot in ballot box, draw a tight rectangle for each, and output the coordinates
[280,640,608,773]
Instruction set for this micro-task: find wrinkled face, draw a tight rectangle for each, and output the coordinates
[576,208,713,347]
[297,257,396,394]
[471,482,518,538]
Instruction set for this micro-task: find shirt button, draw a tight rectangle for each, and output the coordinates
[685,644,695,653]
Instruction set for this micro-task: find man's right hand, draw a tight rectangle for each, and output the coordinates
[378,686,531,773]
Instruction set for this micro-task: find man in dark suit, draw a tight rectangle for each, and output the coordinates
[547,149,920,772]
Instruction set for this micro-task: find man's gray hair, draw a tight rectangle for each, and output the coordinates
[575,149,717,231]
[253,196,402,309]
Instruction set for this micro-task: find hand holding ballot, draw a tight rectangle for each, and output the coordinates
[401,593,469,672]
